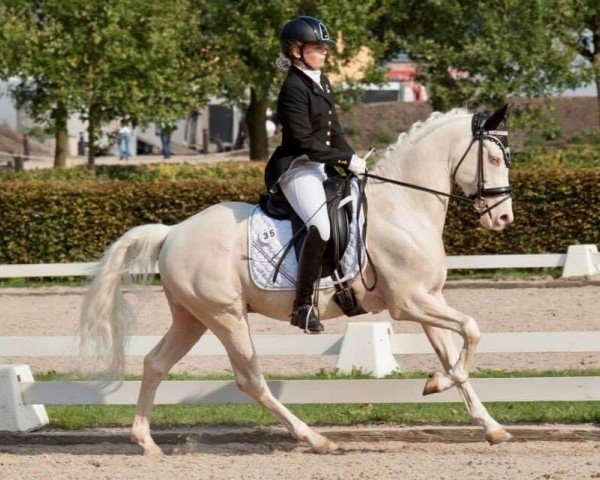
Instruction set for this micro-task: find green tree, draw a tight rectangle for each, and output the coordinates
[0,0,208,167]
[374,0,588,112]
[573,1,600,126]
[197,0,380,161]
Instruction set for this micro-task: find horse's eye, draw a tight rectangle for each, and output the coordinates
[490,156,501,166]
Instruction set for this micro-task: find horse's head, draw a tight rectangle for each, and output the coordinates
[451,104,514,231]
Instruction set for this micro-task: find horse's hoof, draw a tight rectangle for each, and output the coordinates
[143,444,164,456]
[311,434,337,454]
[422,372,443,396]
[485,427,513,445]
[132,435,164,456]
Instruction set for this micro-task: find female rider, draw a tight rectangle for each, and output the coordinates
[264,16,366,333]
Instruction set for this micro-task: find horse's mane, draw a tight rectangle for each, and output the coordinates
[377,108,471,167]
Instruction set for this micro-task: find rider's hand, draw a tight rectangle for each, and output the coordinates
[348,154,366,175]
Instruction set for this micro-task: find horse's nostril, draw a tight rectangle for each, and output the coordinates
[499,214,510,223]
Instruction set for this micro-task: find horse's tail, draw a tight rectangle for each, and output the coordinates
[79,224,171,378]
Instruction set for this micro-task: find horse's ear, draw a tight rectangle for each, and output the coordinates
[483,103,511,131]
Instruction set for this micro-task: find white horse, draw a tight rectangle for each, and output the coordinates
[80,106,515,455]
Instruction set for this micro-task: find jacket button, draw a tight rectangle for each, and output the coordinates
[327,131,331,136]
[328,110,332,115]
[328,121,332,125]
[325,140,330,146]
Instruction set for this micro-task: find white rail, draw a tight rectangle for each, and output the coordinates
[1,331,598,357]
[18,377,600,405]
[2,324,598,431]
[0,244,598,278]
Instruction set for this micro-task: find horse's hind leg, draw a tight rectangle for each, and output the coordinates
[131,296,207,455]
[208,307,336,454]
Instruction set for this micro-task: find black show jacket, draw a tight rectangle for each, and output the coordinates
[264,65,354,191]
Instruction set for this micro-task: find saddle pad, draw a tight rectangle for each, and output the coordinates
[248,180,365,291]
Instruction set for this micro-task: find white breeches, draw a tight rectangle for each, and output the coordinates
[279,161,330,241]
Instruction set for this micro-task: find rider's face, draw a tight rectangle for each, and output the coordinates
[293,42,328,69]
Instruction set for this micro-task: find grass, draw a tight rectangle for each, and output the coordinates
[34,369,600,430]
[445,267,562,281]
[35,368,600,382]
[45,402,600,430]
[0,275,162,288]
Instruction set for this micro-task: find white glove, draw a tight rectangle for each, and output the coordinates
[348,154,366,175]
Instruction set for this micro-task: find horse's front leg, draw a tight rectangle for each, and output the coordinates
[422,320,512,444]
[421,292,473,394]
[393,290,480,386]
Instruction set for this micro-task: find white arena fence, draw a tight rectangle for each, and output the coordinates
[0,244,598,279]
[1,244,599,431]
[2,324,599,431]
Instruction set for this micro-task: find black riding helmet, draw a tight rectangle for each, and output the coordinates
[280,16,335,46]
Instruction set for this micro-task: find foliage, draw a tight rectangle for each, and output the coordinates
[569,129,600,145]
[515,144,600,168]
[0,0,209,165]
[342,123,361,136]
[0,161,266,183]
[445,167,600,255]
[0,177,263,263]
[515,103,563,147]
[374,122,395,145]
[0,165,598,264]
[373,0,593,111]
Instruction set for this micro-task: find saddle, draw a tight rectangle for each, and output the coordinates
[258,175,365,316]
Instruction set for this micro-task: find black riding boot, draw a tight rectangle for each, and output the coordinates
[290,226,327,333]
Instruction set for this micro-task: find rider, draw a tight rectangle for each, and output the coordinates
[264,16,367,333]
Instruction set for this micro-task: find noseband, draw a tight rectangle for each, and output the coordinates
[363,112,512,217]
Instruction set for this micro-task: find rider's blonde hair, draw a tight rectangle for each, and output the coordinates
[276,39,303,72]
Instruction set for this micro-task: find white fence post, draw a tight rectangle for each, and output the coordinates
[562,244,600,278]
[336,322,400,378]
[0,365,48,432]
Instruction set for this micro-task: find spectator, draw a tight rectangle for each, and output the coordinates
[234,115,248,150]
[118,122,132,160]
[22,133,30,161]
[156,120,177,159]
[78,132,86,156]
[411,81,428,101]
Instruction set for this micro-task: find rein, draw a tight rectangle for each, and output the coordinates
[361,121,513,217]
[362,172,475,204]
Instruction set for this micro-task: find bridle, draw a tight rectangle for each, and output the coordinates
[452,111,512,215]
[363,112,513,217]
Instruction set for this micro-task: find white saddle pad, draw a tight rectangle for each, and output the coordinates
[248,179,365,291]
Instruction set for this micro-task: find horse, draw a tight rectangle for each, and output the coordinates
[80,105,515,455]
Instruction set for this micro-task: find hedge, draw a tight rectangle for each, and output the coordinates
[0,178,263,264]
[444,167,599,255]
[0,168,598,264]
